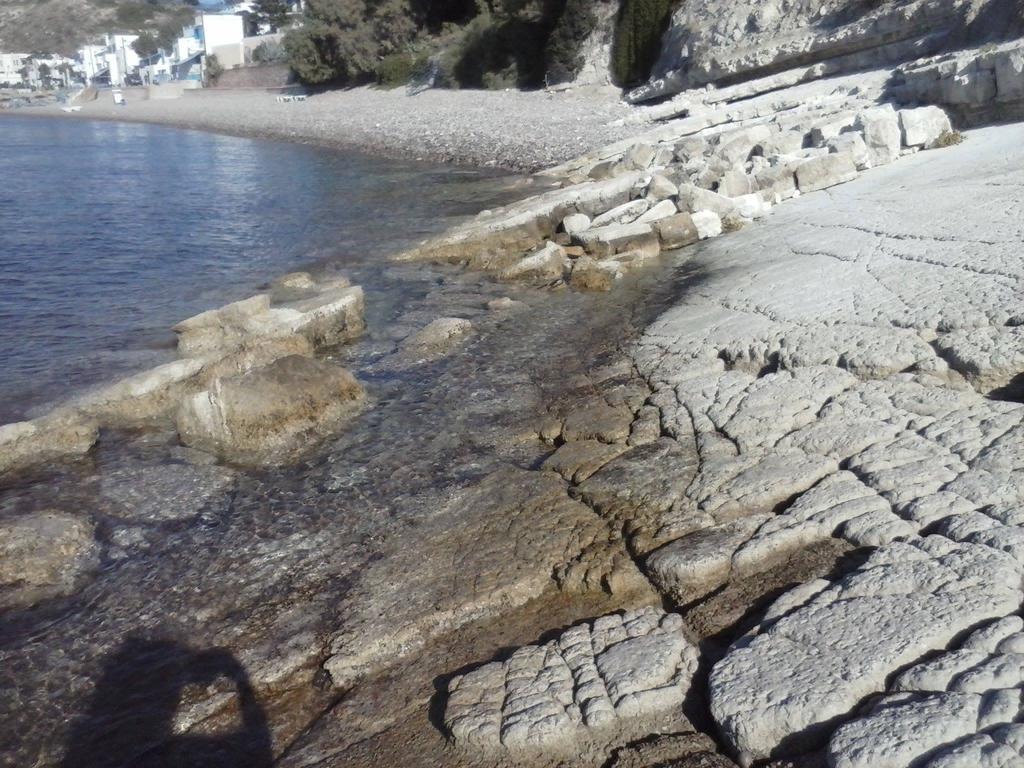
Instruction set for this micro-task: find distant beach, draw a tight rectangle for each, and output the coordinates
[11,85,646,172]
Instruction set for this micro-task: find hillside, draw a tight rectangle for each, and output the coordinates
[0,0,195,55]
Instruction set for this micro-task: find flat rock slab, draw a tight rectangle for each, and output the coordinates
[445,606,699,751]
[828,616,1024,767]
[709,537,1024,761]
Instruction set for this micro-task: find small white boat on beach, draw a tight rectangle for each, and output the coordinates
[60,106,82,113]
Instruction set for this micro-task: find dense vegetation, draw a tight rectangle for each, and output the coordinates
[284,0,602,88]
[610,0,674,86]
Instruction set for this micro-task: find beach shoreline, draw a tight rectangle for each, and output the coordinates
[2,84,646,173]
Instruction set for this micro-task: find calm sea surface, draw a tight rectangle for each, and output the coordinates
[0,115,511,423]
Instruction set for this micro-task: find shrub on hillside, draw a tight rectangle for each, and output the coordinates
[544,0,598,84]
[611,0,674,86]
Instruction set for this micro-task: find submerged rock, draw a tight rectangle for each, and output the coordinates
[176,355,365,464]
[0,511,99,610]
[400,317,474,359]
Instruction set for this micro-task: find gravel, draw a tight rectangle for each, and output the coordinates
[23,85,648,172]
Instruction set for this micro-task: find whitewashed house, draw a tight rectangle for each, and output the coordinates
[0,52,28,87]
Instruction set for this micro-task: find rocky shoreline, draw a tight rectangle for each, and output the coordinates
[4,22,1024,768]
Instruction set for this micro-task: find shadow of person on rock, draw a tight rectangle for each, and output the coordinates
[60,637,273,768]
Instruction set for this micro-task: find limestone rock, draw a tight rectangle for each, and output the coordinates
[562,213,592,235]
[542,440,628,484]
[856,105,902,167]
[654,214,699,250]
[176,355,365,463]
[827,132,870,170]
[444,607,699,750]
[709,538,1024,760]
[692,210,723,240]
[562,399,634,444]
[624,143,657,170]
[0,511,99,609]
[900,106,953,149]
[636,199,679,224]
[575,221,660,260]
[795,153,858,193]
[498,241,569,283]
[269,271,319,302]
[934,326,1024,395]
[0,411,97,477]
[570,257,615,293]
[401,317,474,358]
[646,174,679,202]
[593,199,652,228]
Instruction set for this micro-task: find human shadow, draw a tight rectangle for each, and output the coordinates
[60,637,273,768]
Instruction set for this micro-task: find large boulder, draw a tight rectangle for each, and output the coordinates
[0,511,99,609]
[856,105,902,167]
[176,355,365,464]
[899,106,953,148]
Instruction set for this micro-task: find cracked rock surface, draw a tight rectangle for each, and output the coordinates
[445,607,699,751]
[626,123,1024,762]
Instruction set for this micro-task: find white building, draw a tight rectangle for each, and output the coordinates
[77,34,140,87]
[198,12,246,69]
[0,52,29,87]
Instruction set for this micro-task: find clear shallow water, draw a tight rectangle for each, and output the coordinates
[0,115,513,423]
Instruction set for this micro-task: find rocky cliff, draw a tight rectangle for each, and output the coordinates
[628,0,1024,102]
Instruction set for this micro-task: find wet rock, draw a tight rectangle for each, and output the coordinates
[575,221,660,260]
[401,317,474,358]
[542,440,629,484]
[0,511,99,610]
[574,437,700,554]
[654,213,699,250]
[795,153,858,194]
[176,355,365,464]
[899,106,953,149]
[562,400,634,444]
[0,410,98,478]
[100,462,236,523]
[486,297,525,311]
[72,358,206,427]
[269,271,319,302]
[607,732,737,767]
[323,468,627,689]
[570,257,615,293]
[444,607,699,750]
[498,241,569,283]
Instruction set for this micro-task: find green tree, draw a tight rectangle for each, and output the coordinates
[132,31,160,58]
[254,0,293,31]
[544,0,596,84]
[611,0,674,86]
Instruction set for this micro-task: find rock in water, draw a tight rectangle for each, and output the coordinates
[0,511,99,609]
[444,607,699,750]
[176,355,365,464]
[400,317,474,359]
[0,411,98,477]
